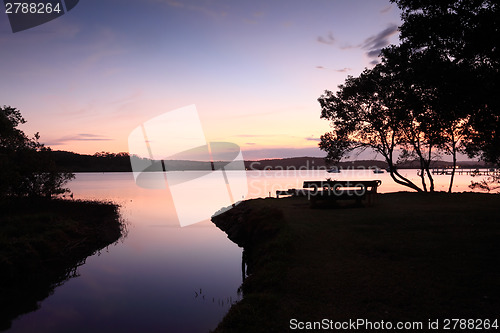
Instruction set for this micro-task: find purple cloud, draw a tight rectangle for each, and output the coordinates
[317,31,335,45]
[46,133,112,146]
[380,5,392,14]
[361,24,399,62]
[316,66,351,72]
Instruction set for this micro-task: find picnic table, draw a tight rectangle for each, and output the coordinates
[276,180,382,207]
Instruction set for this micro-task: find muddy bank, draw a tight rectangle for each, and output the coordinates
[211,198,293,332]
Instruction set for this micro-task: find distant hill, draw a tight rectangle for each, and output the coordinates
[51,151,132,172]
[245,157,387,170]
[50,151,492,172]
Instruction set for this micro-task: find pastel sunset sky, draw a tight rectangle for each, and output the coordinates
[1,0,401,159]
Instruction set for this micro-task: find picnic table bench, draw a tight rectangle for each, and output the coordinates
[276,180,381,207]
[275,189,310,198]
[303,180,381,207]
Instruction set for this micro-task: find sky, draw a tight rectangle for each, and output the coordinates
[0,0,402,160]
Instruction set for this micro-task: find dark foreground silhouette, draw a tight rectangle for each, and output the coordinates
[0,198,125,331]
[212,192,500,332]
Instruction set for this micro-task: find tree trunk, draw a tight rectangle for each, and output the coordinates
[448,142,457,193]
[385,154,423,192]
[388,166,423,192]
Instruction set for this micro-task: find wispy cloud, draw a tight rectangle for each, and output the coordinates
[0,19,80,48]
[380,5,392,14]
[234,134,279,138]
[244,10,266,24]
[242,147,326,160]
[226,108,289,120]
[47,133,113,146]
[317,31,335,45]
[361,24,399,63]
[153,0,227,18]
[333,24,399,65]
[339,43,356,50]
[305,137,321,142]
[316,66,351,72]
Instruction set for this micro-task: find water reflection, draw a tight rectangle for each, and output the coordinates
[6,174,243,333]
[1,251,105,331]
[192,287,239,308]
[241,250,248,282]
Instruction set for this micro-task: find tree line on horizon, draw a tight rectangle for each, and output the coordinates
[1,112,495,181]
[319,0,499,193]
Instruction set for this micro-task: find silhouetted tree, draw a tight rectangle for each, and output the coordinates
[319,57,445,192]
[394,0,498,71]
[320,0,498,192]
[393,0,499,159]
[393,0,500,189]
[0,106,74,198]
[382,45,475,192]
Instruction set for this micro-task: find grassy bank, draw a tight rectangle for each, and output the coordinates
[212,192,500,332]
[0,198,126,331]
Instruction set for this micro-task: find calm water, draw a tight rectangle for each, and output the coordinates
[8,173,243,333]
[7,169,490,332]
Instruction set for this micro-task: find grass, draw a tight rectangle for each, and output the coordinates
[212,192,500,332]
[0,197,126,331]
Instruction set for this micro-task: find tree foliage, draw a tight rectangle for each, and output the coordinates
[393,0,500,164]
[319,55,445,192]
[319,0,499,192]
[0,106,74,198]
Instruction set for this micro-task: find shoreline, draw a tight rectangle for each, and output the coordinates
[212,192,500,332]
[0,198,126,331]
[50,151,494,172]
